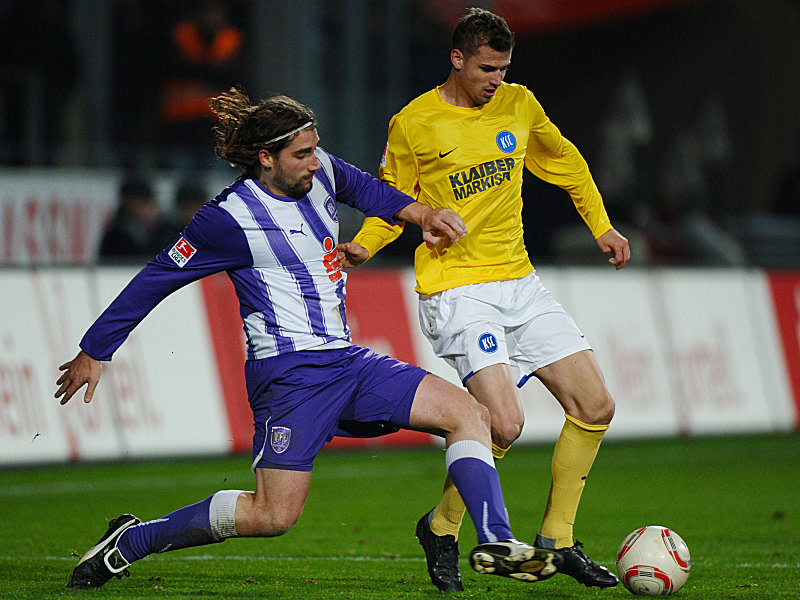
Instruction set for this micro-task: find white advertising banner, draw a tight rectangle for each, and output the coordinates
[0,266,797,465]
[554,267,681,440]
[92,268,231,458]
[651,269,795,434]
[0,269,125,463]
[402,267,796,444]
[0,170,117,265]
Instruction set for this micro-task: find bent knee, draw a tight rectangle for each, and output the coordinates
[491,415,523,449]
[454,396,493,439]
[579,393,615,425]
[249,507,302,537]
[596,392,615,424]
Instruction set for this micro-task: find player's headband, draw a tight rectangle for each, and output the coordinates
[251,122,314,148]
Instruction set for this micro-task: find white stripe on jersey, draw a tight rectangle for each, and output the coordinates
[218,171,350,359]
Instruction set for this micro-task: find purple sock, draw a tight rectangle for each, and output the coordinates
[117,490,239,562]
[446,440,513,544]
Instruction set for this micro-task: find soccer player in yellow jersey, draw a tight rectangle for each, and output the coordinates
[338,7,630,593]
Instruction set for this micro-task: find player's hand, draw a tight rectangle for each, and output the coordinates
[55,350,102,405]
[596,228,631,270]
[421,208,467,246]
[336,242,370,268]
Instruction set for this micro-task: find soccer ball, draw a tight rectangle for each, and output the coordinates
[616,526,691,596]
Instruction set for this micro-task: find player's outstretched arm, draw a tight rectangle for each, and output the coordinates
[395,204,467,246]
[336,241,370,268]
[596,228,631,270]
[55,350,102,405]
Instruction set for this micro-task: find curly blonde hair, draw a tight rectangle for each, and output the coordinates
[208,86,317,176]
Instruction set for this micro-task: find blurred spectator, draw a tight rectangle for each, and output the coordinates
[596,73,653,226]
[99,176,177,262]
[158,0,247,167]
[165,180,209,231]
[633,98,746,266]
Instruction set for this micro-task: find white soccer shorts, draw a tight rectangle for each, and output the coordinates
[418,271,592,387]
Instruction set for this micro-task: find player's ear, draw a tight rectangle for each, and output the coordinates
[451,49,464,70]
[258,148,274,170]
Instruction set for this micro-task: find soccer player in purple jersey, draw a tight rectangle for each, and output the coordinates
[55,87,561,590]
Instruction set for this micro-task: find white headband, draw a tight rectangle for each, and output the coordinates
[251,121,314,147]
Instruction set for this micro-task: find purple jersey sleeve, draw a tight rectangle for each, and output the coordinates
[80,202,252,361]
[326,152,413,224]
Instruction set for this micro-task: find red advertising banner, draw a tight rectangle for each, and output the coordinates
[767,271,800,426]
[496,0,699,32]
[200,274,252,453]
[427,0,699,33]
[331,269,435,448]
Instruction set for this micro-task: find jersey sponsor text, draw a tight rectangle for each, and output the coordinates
[450,158,515,201]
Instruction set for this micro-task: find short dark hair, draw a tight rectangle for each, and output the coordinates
[452,7,514,58]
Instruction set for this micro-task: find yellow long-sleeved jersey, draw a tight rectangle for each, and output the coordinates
[353,82,613,295]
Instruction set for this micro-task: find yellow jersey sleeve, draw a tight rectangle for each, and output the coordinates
[351,114,416,258]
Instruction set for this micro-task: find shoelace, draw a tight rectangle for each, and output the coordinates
[572,539,588,557]
[569,540,612,575]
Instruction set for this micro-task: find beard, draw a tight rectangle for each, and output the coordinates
[272,168,314,199]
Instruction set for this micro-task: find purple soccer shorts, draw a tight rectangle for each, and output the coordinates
[245,345,427,471]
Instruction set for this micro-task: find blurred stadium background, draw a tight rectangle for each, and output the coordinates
[1,0,799,466]
[2,0,800,268]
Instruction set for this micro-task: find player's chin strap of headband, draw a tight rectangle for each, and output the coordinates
[251,122,314,148]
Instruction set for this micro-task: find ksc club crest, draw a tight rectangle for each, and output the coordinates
[478,332,499,353]
[496,130,517,153]
[270,426,292,454]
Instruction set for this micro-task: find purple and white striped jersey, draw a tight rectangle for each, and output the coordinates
[80,147,414,362]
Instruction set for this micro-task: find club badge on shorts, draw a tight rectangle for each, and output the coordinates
[270,426,292,454]
[478,332,499,353]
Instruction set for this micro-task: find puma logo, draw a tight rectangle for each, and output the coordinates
[290,223,307,236]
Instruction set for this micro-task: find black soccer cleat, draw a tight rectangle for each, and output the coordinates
[67,513,141,589]
[415,509,463,592]
[558,539,619,588]
[469,539,561,583]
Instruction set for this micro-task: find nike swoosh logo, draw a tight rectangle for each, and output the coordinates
[438,148,457,158]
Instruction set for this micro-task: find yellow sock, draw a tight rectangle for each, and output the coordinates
[430,445,509,539]
[539,414,608,549]
[429,475,466,539]
[491,443,508,460]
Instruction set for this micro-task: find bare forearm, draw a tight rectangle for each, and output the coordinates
[394,202,431,227]
[393,203,467,246]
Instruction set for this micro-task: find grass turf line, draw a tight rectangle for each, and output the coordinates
[0,432,798,599]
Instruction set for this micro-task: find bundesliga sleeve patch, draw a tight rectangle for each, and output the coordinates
[168,236,197,267]
[380,142,388,168]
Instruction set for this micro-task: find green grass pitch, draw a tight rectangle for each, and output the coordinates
[1,432,798,599]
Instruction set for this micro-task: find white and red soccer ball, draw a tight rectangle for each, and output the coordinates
[616,526,691,596]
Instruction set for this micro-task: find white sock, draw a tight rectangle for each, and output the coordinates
[209,490,242,540]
